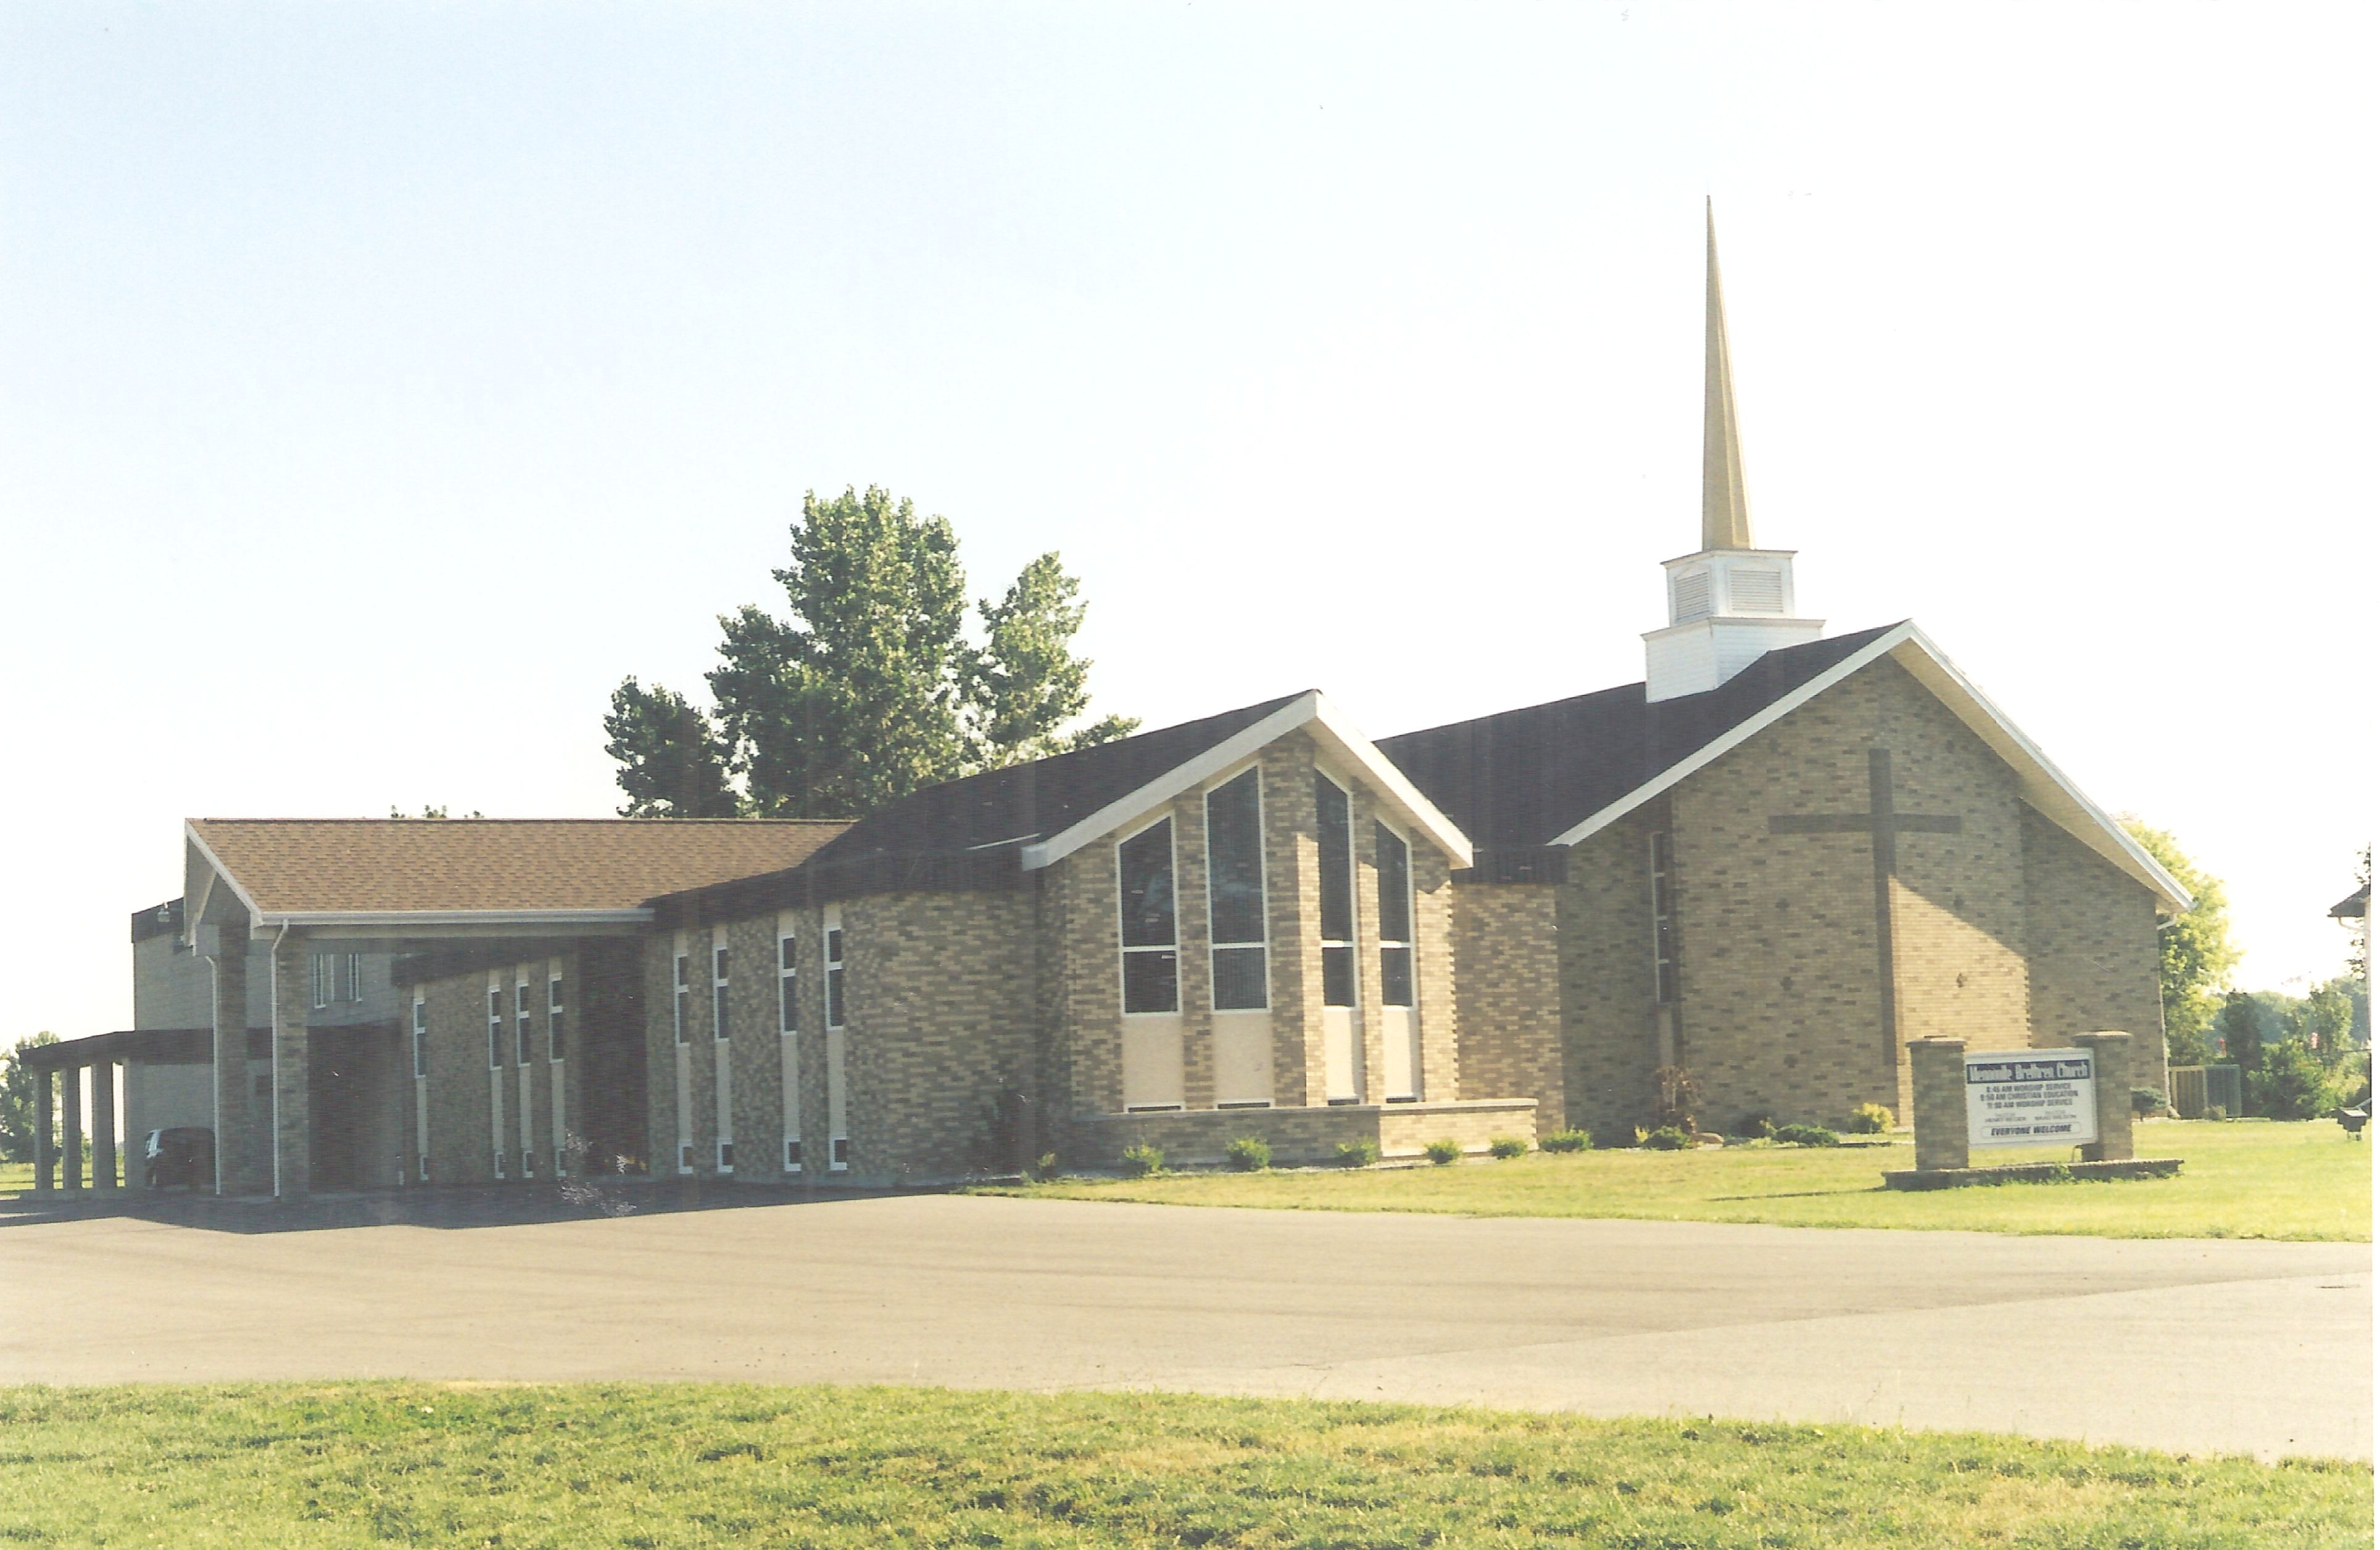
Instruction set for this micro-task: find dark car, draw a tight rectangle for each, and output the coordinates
[143,1127,215,1190]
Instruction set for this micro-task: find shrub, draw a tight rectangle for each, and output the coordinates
[1733,1113,1776,1140]
[1423,1138,1463,1165]
[1845,1103,1893,1135]
[1223,1136,1271,1172]
[1641,1126,1693,1151]
[1119,1142,1164,1177]
[2206,1104,2229,1121]
[2131,1087,2165,1117]
[1487,1135,1530,1160]
[1031,1152,1059,1182]
[1774,1123,1839,1147]
[1540,1129,1590,1153]
[1330,1138,1379,1168]
[1652,1065,1702,1135]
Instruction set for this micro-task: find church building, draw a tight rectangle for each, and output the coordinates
[23,210,2187,1199]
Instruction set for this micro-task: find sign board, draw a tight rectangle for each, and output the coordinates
[1964,1048,2098,1148]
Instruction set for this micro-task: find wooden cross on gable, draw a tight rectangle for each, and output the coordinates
[1768,748,1962,1071]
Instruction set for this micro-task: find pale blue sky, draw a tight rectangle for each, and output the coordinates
[4,2,2371,1041]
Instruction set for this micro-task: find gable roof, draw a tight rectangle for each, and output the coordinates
[186,818,848,924]
[1379,622,2191,915]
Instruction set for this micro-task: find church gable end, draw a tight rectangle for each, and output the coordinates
[2020,803,2165,1095]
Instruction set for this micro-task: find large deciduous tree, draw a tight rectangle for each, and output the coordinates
[607,486,1135,819]
[0,1032,60,1164]
[2121,819,2239,1065]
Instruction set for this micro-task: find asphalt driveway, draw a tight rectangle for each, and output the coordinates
[1,1188,2365,1461]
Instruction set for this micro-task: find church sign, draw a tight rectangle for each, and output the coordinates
[1963,1048,2099,1148]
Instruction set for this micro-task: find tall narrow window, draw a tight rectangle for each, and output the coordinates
[344,951,364,1003]
[673,951,691,1045]
[487,988,504,1069]
[515,979,533,1066]
[412,997,428,1079]
[1117,818,1179,1014]
[713,945,731,1041]
[1314,775,1356,1008]
[824,919,846,1030]
[1375,821,1414,1008]
[778,932,799,1035]
[547,974,565,1061]
[1206,771,1267,1010]
[1650,831,1680,1005]
[313,955,332,1009]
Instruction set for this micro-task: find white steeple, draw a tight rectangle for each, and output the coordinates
[1642,201,1824,703]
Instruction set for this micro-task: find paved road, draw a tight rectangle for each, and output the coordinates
[1,1190,2366,1461]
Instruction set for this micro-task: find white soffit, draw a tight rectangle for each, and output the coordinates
[1545,625,2192,917]
[1021,692,1475,871]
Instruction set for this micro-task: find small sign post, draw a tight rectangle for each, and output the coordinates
[1965,1049,2098,1150]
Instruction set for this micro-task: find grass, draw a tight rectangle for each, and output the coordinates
[0,1159,30,1194]
[0,1382,2365,1548]
[987,1121,2373,1241]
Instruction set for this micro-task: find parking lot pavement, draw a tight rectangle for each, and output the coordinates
[1,1190,2365,1461]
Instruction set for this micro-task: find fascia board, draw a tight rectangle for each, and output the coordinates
[1546,623,1917,850]
[183,823,265,925]
[1022,694,1322,871]
[1884,628,2193,915]
[262,909,653,931]
[1307,697,1475,868]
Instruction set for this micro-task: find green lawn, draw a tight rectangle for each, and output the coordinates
[988,1121,2372,1241]
[0,1159,30,1195]
[0,1383,2364,1548]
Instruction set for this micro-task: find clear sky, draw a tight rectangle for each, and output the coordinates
[3,2,2371,1044]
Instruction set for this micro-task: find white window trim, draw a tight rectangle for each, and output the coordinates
[713,940,732,1043]
[1116,813,1180,1017]
[1315,770,1358,1006]
[548,971,565,1063]
[515,974,534,1067]
[823,906,847,1032]
[1375,815,1417,1009]
[673,947,691,1046]
[1203,763,1270,1012]
[410,995,428,1080]
[486,987,504,1070]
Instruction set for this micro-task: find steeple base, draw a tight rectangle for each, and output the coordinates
[1643,615,1825,703]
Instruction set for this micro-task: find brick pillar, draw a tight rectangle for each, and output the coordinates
[1907,1037,1968,1172]
[2076,1030,2134,1162]
[33,1066,54,1193]
[271,937,312,1199]
[205,919,259,1196]
[61,1066,85,1192]
[91,1059,117,1192]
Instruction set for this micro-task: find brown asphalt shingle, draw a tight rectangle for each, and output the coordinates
[188,818,850,915]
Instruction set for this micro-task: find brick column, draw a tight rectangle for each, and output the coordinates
[1907,1037,1968,1172]
[2075,1030,2134,1162]
[32,1066,54,1193]
[271,937,312,1199]
[91,1059,117,1192]
[204,918,259,1195]
[61,1066,85,1192]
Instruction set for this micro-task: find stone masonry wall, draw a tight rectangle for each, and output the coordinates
[1449,882,1564,1135]
[1557,804,1666,1142]
[2021,804,2168,1097]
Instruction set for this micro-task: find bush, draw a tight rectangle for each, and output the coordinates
[1030,1152,1059,1182]
[1641,1126,1693,1151]
[2250,1043,2337,1121]
[1540,1129,1590,1153]
[1487,1135,1530,1160]
[1845,1103,1893,1135]
[2131,1087,2166,1117]
[1423,1138,1462,1165]
[1733,1113,1776,1140]
[1223,1136,1271,1172]
[1119,1142,1164,1177]
[1774,1123,1839,1147]
[1332,1138,1379,1168]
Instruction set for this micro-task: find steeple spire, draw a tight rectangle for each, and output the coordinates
[1701,197,1754,552]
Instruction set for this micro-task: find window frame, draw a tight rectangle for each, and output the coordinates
[673,949,691,1046]
[411,995,428,1080]
[1314,771,1358,1009]
[1204,767,1269,1013]
[312,955,331,1010]
[777,928,800,1035]
[713,943,731,1043]
[823,910,847,1032]
[1374,818,1416,1009]
[1115,814,1180,1016]
[515,976,534,1066]
[486,987,504,1070]
[547,972,565,1062]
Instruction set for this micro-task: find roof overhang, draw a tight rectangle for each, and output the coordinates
[1545,622,2194,916]
[1021,690,1475,872]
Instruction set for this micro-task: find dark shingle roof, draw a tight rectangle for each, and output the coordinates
[649,693,1308,918]
[1376,626,1902,852]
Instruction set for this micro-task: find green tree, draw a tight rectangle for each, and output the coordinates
[2247,1040,2336,1121]
[0,1032,60,1163]
[2121,820,2239,1063]
[610,487,1135,819]
[2216,991,2262,1075]
[604,680,737,818]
